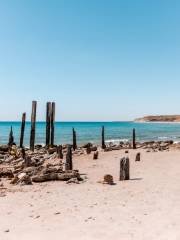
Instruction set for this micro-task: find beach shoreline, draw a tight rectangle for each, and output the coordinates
[1,143,180,239]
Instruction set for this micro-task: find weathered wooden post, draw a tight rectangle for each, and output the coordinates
[20,112,26,148]
[21,147,26,159]
[65,145,73,171]
[120,157,130,181]
[102,126,106,149]
[72,128,77,151]
[30,101,37,151]
[133,128,136,149]
[46,102,51,147]
[50,102,55,146]
[57,145,63,159]
[86,143,91,154]
[8,126,14,146]
[135,152,140,161]
[93,151,99,160]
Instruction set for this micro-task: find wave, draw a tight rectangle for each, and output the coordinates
[105,139,129,144]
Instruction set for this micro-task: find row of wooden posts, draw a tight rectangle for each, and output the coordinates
[8,101,137,151]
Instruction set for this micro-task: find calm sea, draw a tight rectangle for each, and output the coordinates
[1,121,180,147]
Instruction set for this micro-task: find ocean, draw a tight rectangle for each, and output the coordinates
[1,121,180,147]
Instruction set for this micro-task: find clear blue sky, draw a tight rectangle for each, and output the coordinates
[0,0,179,121]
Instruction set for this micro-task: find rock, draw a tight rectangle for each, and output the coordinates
[10,176,19,184]
[90,146,98,151]
[104,147,112,152]
[66,178,79,184]
[0,168,14,178]
[0,145,9,152]
[83,143,93,148]
[103,175,114,185]
[32,171,80,183]
[18,173,32,185]
[48,147,57,155]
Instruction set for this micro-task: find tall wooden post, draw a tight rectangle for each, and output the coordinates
[46,102,51,147]
[20,112,26,148]
[133,128,136,149]
[72,128,77,151]
[102,126,106,149]
[120,157,130,181]
[65,145,73,171]
[8,126,14,146]
[50,102,55,146]
[30,101,37,151]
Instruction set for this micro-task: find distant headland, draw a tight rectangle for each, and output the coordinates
[134,115,180,122]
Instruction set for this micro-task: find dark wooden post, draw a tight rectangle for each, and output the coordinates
[30,101,37,151]
[20,112,26,148]
[46,102,51,147]
[135,152,140,161]
[102,126,106,149]
[93,151,99,160]
[133,128,136,149]
[21,147,26,159]
[57,145,63,159]
[65,145,73,171]
[72,128,77,151]
[8,126,14,146]
[50,102,55,146]
[120,157,130,181]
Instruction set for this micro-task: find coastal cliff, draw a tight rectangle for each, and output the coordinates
[135,115,180,122]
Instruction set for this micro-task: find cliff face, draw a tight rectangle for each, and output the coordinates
[135,115,180,122]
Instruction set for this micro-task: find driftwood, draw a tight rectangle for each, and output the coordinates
[120,157,130,181]
[32,171,80,183]
[20,113,26,148]
[30,101,37,151]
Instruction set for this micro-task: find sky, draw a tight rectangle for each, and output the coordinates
[0,0,180,121]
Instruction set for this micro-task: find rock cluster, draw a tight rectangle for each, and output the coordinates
[0,145,82,186]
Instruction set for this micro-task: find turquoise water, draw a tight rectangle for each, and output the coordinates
[1,121,180,146]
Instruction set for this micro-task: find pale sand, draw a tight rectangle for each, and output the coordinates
[1,149,180,240]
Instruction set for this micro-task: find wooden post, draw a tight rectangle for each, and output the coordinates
[8,126,14,146]
[133,128,136,149]
[102,126,106,149]
[72,128,77,151]
[120,157,130,181]
[20,112,26,148]
[21,147,26,159]
[50,102,55,146]
[57,145,63,159]
[46,102,51,147]
[93,151,99,160]
[65,145,73,171]
[135,152,140,161]
[30,101,37,151]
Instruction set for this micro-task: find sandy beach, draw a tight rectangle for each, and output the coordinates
[1,148,180,240]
